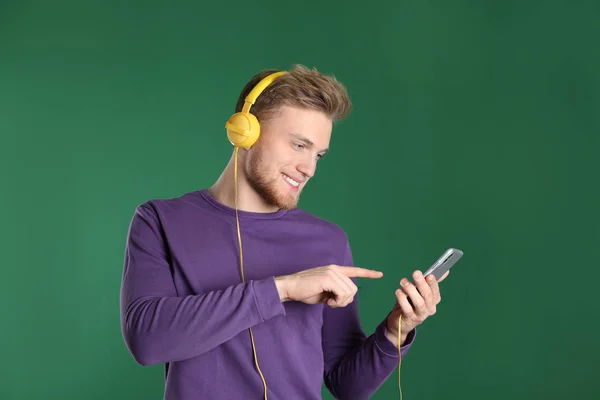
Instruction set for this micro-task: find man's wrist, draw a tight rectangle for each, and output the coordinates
[274,276,290,302]
[385,321,408,347]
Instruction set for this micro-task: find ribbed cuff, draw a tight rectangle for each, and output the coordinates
[374,318,416,357]
[251,277,286,321]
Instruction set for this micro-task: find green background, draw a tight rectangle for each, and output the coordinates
[1,1,598,399]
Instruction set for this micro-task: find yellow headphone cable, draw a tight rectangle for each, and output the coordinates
[398,314,403,400]
[233,146,269,400]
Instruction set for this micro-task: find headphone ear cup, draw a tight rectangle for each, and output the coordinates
[225,112,260,148]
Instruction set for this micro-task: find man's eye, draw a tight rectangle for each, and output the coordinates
[294,143,304,149]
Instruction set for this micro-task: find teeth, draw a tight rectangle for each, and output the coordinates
[282,174,299,187]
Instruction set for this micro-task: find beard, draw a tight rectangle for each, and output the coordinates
[245,147,300,210]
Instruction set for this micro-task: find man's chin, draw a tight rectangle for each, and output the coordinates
[274,192,300,210]
[251,180,302,210]
[278,202,298,210]
[275,196,299,210]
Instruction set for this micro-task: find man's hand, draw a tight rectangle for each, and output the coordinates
[274,265,383,307]
[385,269,449,346]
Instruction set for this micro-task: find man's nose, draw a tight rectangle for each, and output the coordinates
[297,157,317,179]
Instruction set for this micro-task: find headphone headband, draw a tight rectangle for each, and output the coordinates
[241,71,287,113]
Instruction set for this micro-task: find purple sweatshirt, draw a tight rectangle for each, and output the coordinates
[120,189,415,399]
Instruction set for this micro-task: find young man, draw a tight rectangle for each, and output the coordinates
[120,65,448,399]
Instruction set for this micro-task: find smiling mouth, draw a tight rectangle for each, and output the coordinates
[282,173,300,189]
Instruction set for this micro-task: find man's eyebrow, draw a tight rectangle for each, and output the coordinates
[289,133,329,153]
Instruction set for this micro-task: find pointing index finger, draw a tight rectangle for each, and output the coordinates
[337,266,384,278]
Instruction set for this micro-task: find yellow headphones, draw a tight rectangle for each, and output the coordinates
[223,70,286,400]
[225,71,287,149]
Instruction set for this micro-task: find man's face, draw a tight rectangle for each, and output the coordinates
[245,105,333,210]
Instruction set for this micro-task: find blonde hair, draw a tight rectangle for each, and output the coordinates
[234,64,352,125]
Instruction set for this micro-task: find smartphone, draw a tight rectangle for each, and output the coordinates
[423,248,463,281]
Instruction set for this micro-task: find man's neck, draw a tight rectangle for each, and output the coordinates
[208,164,279,214]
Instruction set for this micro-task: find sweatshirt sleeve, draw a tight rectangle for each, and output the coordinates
[119,203,286,366]
[321,239,416,400]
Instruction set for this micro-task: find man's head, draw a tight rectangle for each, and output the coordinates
[235,64,352,210]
